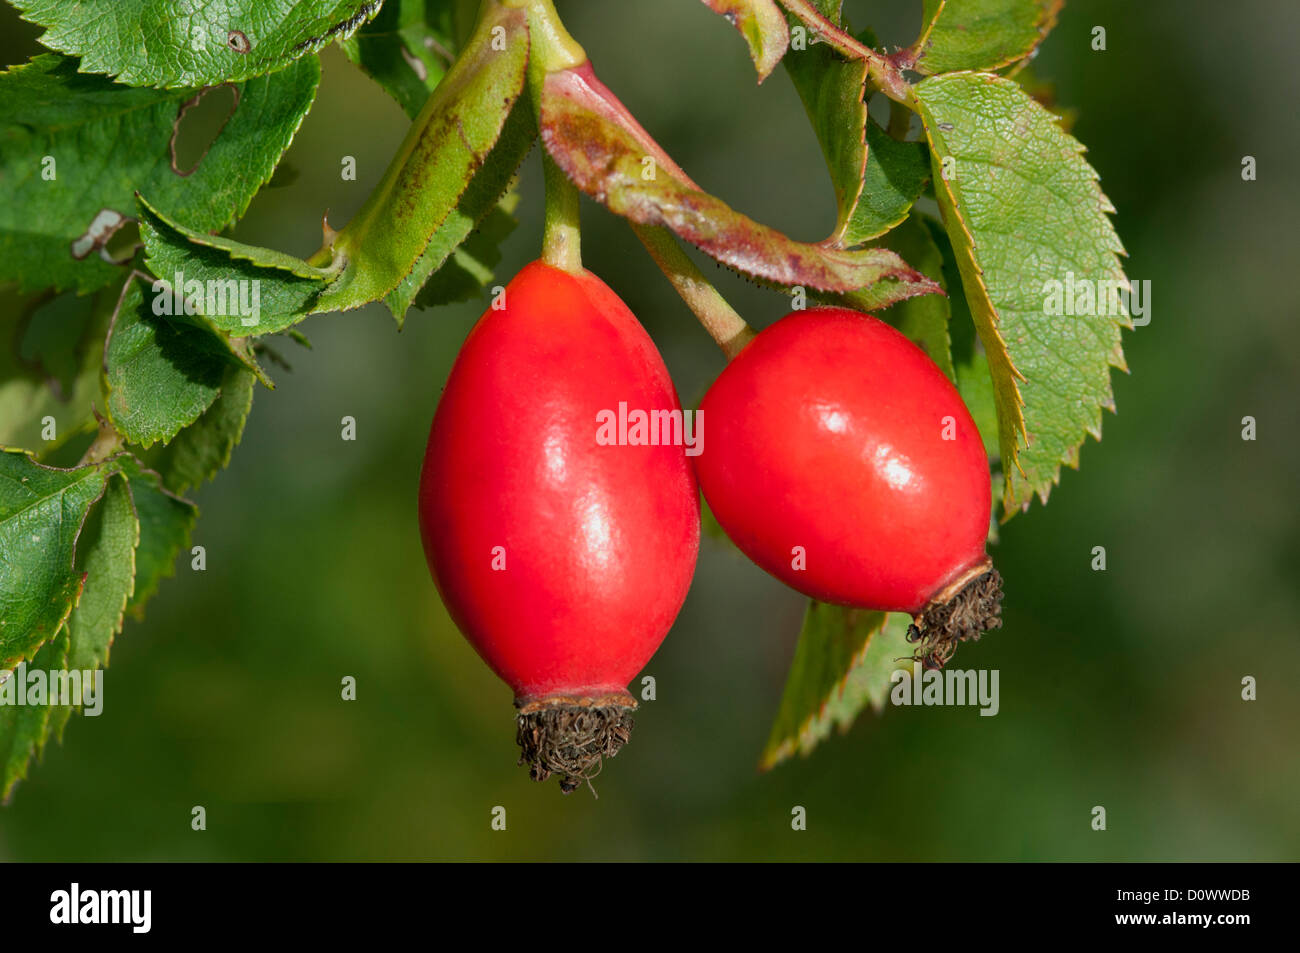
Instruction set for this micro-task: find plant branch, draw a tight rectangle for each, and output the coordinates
[778,0,915,107]
[632,224,755,359]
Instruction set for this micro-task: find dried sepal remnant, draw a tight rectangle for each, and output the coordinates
[540,63,939,298]
[906,561,1004,670]
[516,695,637,795]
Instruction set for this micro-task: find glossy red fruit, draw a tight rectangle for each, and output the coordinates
[696,307,1001,667]
[418,260,699,790]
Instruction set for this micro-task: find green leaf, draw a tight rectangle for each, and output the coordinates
[136,195,334,336]
[701,0,791,83]
[782,2,867,245]
[11,0,379,88]
[338,1,528,321]
[0,54,320,293]
[914,0,1063,75]
[121,460,197,619]
[311,1,530,313]
[103,282,232,449]
[340,0,474,118]
[541,63,939,303]
[0,450,110,669]
[872,213,954,379]
[922,212,1000,464]
[60,473,138,673]
[845,121,931,245]
[0,626,69,802]
[388,98,534,321]
[0,287,112,456]
[154,366,256,494]
[760,603,911,770]
[915,72,1128,512]
[45,471,139,743]
[411,196,521,311]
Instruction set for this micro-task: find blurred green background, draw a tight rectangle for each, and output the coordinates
[2,0,1297,861]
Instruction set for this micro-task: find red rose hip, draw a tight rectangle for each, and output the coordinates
[696,306,1001,667]
[418,260,699,791]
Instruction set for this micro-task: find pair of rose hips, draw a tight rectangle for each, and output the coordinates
[418,261,1000,791]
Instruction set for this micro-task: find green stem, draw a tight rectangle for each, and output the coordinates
[632,225,755,360]
[542,151,582,273]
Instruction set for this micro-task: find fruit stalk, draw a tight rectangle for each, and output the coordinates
[632,223,755,359]
[542,150,582,272]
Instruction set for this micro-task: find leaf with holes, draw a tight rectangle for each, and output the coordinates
[11,0,380,88]
[914,0,1063,75]
[0,450,111,670]
[915,72,1128,512]
[700,0,790,82]
[760,604,911,770]
[309,1,529,314]
[0,54,320,293]
[541,62,938,302]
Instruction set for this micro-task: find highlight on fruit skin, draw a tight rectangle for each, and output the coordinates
[695,306,1002,668]
[418,261,700,792]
